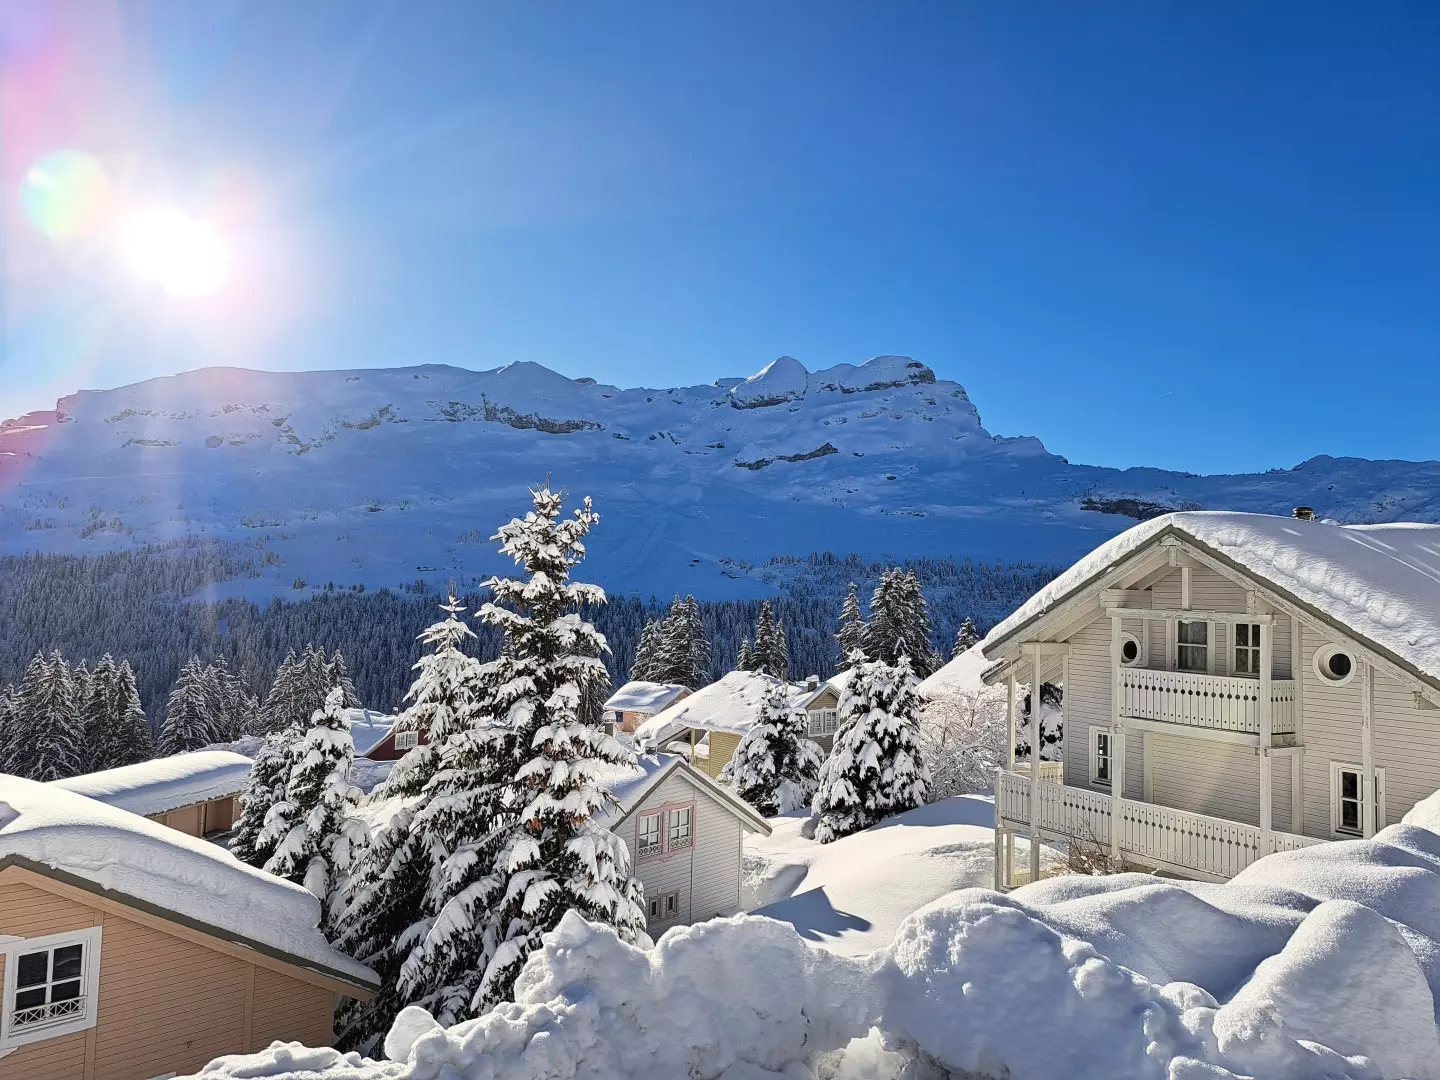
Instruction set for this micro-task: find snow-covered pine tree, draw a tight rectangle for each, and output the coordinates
[107,659,153,767]
[720,676,823,815]
[0,682,15,774]
[158,656,218,755]
[261,687,364,922]
[657,595,711,688]
[79,654,117,772]
[202,657,258,742]
[812,652,931,843]
[752,601,789,679]
[229,731,294,868]
[400,486,645,1020]
[260,649,302,733]
[630,618,665,682]
[6,652,83,781]
[953,616,981,658]
[327,651,361,709]
[260,646,356,734]
[863,569,939,677]
[836,581,867,668]
[735,637,755,671]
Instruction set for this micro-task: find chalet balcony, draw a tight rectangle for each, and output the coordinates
[995,769,1322,882]
[1118,668,1297,740]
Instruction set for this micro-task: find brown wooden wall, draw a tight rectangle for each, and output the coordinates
[0,871,338,1080]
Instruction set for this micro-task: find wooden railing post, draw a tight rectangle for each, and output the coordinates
[1029,644,1043,884]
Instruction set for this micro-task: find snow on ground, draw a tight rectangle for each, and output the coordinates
[745,796,1060,955]
[50,749,252,816]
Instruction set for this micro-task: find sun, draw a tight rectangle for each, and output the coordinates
[123,209,230,297]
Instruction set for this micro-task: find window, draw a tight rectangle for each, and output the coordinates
[646,890,680,924]
[394,729,419,751]
[1330,763,1385,837]
[637,812,663,858]
[1177,621,1208,672]
[1,928,101,1050]
[1089,728,1112,788]
[1314,644,1356,686]
[1119,632,1141,667]
[1233,623,1261,676]
[667,807,693,850]
[809,709,838,736]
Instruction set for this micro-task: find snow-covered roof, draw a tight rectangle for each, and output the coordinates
[915,643,994,699]
[603,681,690,715]
[51,750,253,818]
[592,753,771,836]
[985,511,1440,687]
[634,670,802,744]
[0,775,376,989]
[344,707,399,756]
[793,666,857,710]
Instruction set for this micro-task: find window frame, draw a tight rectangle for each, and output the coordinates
[646,890,681,925]
[1118,632,1142,668]
[1329,761,1386,838]
[0,927,102,1051]
[1313,644,1358,687]
[636,812,664,858]
[667,806,693,851]
[808,708,838,736]
[393,729,420,751]
[1088,727,1113,789]
[1233,622,1262,678]
[1175,620,1209,673]
[635,800,698,862]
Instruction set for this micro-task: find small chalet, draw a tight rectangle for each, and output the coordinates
[984,510,1440,889]
[602,681,692,735]
[51,750,253,838]
[634,671,806,779]
[597,754,771,933]
[344,707,417,761]
[0,776,376,1079]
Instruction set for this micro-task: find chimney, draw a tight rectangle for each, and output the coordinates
[805,674,819,690]
[1293,506,1315,521]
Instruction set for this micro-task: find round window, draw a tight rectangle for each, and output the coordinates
[1120,632,1141,667]
[1314,644,1356,685]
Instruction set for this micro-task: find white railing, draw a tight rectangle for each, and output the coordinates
[996,770,1323,880]
[1010,760,1064,783]
[1119,669,1297,736]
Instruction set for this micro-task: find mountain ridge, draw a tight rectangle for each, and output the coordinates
[2,355,1438,600]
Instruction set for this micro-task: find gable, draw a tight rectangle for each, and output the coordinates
[613,761,771,837]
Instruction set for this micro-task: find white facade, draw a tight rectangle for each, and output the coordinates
[985,512,1440,886]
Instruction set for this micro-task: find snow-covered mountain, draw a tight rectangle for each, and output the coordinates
[2,355,1438,600]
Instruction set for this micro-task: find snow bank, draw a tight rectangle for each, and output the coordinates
[51,749,253,817]
[987,511,1440,684]
[0,774,375,986]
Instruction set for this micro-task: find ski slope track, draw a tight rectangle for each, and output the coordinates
[2,355,1438,601]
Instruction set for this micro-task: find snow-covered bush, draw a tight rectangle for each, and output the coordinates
[720,677,823,815]
[915,686,1007,800]
[813,653,930,842]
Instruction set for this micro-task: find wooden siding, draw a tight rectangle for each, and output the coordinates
[698,732,742,780]
[630,772,697,934]
[0,873,340,1080]
[1149,734,1261,827]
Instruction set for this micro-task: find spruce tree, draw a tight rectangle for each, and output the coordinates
[751,601,789,679]
[720,677,823,815]
[80,654,118,772]
[261,687,364,921]
[656,595,711,688]
[158,656,218,755]
[0,682,15,774]
[230,731,294,867]
[106,659,154,767]
[260,650,302,733]
[836,582,867,668]
[736,638,755,671]
[863,569,939,677]
[812,652,931,843]
[7,652,83,781]
[953,616,981,657]
[334,594,496,1050]
[630,618,665,682]
[399,486,644,1019]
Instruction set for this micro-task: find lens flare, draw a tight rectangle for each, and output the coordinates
[20,150,113,240]
[123,209,230,296]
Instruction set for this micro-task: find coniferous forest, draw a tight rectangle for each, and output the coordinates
[0,543,1058,725]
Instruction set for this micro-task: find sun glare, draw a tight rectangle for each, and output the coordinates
[123,209,230,297]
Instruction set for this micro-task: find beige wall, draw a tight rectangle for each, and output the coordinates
[0,870,339,1080]
[150,795,237,838]
[697,731,742,779]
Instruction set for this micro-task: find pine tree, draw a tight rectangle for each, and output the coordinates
[261,687,364,922]
[158,656,218,755]
[260,650,302,733]
[107,659,154,767]
[863,569,939,677]
[80,654,118,772]
[230,731,294,868]
[6,652,83,781]
[751,601,788,679]
[397,486,644,1021]
[334,594,496,1050]
[656,595,711,689]
[0,682,16,774]
[813,652,931,843]
[260,646,356,734]
[836,582,867,668]
[953,616,980,658]
[720,676,823,815]
[630,619,665,682]
[736,638,755,671]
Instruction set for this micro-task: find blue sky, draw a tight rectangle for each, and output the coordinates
[2,1,1436,473]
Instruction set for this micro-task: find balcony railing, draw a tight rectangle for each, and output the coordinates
[995,770,1321,881]
[1119,668,1297,737]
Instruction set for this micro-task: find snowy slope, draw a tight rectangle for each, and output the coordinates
[3,355,1439,601]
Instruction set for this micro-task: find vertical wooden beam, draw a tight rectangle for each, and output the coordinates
[1291,613,1305,833]
[1110,615,1124,863]
[993,827,1003,890]
[1362,662,1375,839]
[1029,644,1043,883]
[1259,618,1273,853]
[1006,674,1018,771]
[1180,566,1192,610]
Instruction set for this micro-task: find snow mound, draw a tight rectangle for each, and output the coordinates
[728,356,810,408]
[50,750,253,817]
[0,773,375,987]
[915,641,992,699]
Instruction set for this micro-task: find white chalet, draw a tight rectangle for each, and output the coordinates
[986,510,1440,887]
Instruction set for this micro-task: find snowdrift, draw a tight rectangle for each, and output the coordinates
[190,810,1440,1080]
